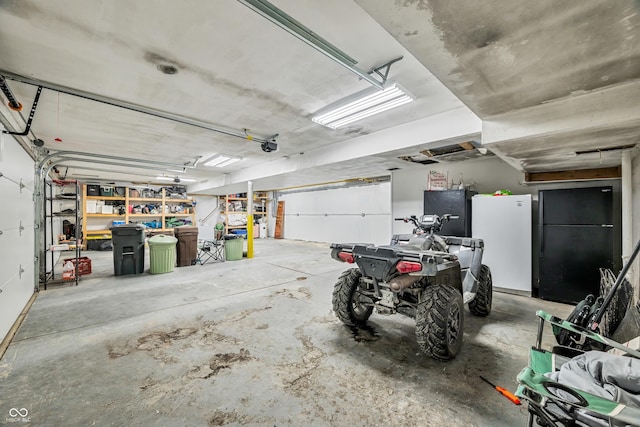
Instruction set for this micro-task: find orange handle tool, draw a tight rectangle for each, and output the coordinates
[480,376,521,405]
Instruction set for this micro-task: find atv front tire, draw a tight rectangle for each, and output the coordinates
[332,268,373,326]
[415,284,464,361]
[468,264,492,317]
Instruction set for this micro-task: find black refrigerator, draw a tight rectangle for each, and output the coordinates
[538,186,617,304]
[424,189,475,237]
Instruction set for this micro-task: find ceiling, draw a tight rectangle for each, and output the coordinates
[0,0,639,194]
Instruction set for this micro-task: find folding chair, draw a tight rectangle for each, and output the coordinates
[195,225,225,264]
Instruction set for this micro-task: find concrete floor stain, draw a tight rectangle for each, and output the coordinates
[273,286,312,300]
[204,348,254,379]
[349,324,380,342]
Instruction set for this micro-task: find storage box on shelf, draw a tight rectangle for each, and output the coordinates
[82,185,196,243]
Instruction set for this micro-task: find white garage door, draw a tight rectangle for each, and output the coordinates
[279,180,391,245]
[0,135,35,342]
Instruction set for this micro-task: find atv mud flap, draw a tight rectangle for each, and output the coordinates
[444,236,485,304]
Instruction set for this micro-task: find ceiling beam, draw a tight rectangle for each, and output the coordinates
[524,167,621,183]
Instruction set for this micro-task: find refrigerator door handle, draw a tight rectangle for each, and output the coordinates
[539,193,544,256]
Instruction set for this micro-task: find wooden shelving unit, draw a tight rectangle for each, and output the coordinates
[221,192,269,236]
[81,184,196,242]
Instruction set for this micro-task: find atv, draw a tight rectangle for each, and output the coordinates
[330,214,492,361]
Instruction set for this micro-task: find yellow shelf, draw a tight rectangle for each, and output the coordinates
[86,213,124,218]
[129,197,163,202]
[166,213,193,217]
[86,195,125,201]
[85,229,112,234]
[129,213,162,217]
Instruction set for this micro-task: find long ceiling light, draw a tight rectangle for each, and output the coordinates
[312,83,414,129]
[204,155,242,168]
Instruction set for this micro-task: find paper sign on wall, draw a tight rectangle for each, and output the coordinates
[427,170,448,191]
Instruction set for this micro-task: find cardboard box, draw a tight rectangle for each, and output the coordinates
[101,205,114,214]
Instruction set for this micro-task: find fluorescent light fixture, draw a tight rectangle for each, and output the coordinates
[155,176,197,182]
[204,155,241,168]
[312,82,414,129]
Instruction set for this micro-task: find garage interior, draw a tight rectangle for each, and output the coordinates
[0,1,639,426]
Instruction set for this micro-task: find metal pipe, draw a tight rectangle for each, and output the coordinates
[42,149,197,170]
[53,165,175,180]
[390,275,421,292]
[1,70,277,144]
[54,158,191,175]
[237,0,384,89]
[535,316,544,350]
[621,151,634,288]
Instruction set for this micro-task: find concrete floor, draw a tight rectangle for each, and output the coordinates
[0,238,572,426]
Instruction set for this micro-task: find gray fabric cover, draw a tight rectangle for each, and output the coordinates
[546,351,640,408]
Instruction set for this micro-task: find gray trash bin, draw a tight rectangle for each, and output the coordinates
[111,224,145,276]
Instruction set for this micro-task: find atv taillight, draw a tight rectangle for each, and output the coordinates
[396,261,422,273]
[338,252,355,263]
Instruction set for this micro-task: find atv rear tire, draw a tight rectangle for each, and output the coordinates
[415,284,464,361]
[468,264,492,317]
[332,268,373,326]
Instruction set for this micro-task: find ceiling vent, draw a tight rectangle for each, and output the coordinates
[398,141,491,165]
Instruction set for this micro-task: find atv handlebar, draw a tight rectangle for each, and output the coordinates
[395,214,459,234]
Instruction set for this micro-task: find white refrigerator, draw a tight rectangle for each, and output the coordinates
[472,194,532,295]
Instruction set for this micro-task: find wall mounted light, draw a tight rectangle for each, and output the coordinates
[312,82,414,129]
[204,155,242,168]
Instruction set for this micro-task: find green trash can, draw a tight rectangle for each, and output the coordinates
[224,234,243,261]
[148,234,178,274]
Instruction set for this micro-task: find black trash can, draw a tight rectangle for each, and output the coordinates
[111,224,145,276]
[174,226,199,266]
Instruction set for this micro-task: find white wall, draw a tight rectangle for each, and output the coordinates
[278,181,391,244]
[391,156,526,235]
[0,135,35,342]
[194,196,221,226]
